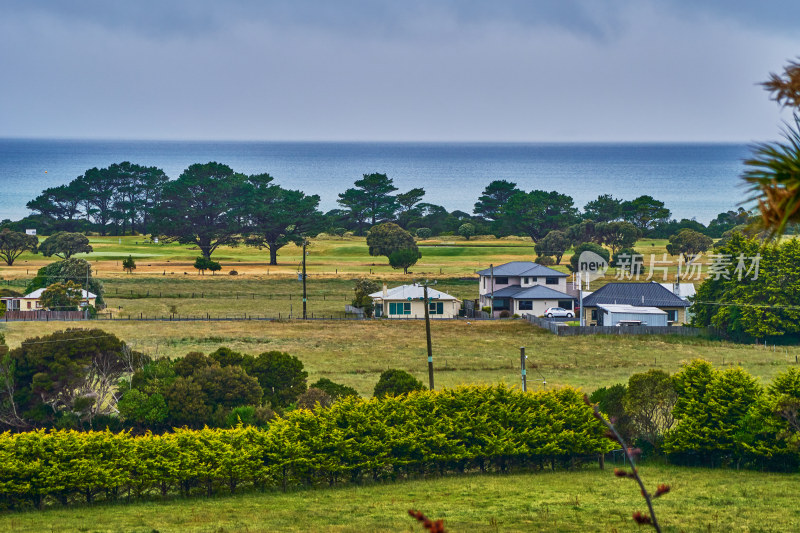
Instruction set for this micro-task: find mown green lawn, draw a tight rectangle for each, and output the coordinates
[1,465,797,532]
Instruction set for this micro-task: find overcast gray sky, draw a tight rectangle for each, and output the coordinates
[1,0,799,142]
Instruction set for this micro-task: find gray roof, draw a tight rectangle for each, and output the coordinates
[582,282,690,308]
[491,285,575,300]
[477,261,568,278]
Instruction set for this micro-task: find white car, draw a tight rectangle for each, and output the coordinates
[544,307,573,318]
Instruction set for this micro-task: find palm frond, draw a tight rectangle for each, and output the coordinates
[742,115,800,238]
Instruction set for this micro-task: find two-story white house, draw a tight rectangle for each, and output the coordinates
[477,261,575,317]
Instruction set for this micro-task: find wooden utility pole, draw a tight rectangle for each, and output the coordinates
[423,281,434,390]
[302,240,308,320]
[520,346,527,392]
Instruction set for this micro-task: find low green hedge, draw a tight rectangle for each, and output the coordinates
[0,385,612,509]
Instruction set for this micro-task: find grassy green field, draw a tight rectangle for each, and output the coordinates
[0,234,697,282]
[2,233,793,395]
[1,319,793,395]
[2,465,798,532]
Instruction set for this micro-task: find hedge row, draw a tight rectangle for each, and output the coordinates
[0,385,612,509]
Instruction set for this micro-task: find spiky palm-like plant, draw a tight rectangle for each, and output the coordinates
[744,58,800,237]
[743,117,800,237]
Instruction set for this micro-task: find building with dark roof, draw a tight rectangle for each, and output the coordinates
[581,282,691,325]
[478,261,575,317]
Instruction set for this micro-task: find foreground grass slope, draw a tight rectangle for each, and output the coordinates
[1,320,792,395]
[2,465,797,532]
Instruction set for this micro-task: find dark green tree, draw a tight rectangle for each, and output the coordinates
[174,352,212,377]
[568,242,610,272]
[122,255,136,274]
[415,227,432,239]
[589,383,635,443]
[566,220,600,246]
[458,222,476,240]
[337,173,398,233]
[26,183,83,229]
[245,351,308,408]
[500,190,580,241]
[583,194,624,222]
[366,222,416,257]
[310,377,359,401]
[352,278,380,317]
[620,195,671,233]
[665,228,713,260]
[690,233,800,340]
[0,229,38,266]
[192,364,263,409]
[373,369,425,398]
[473,180,520,221]
[388,247,421,274]
[623,370,677,451]
[242,174,323,265]
[164,377,212,427]
[39,232,93,259]
[194,256,221,275]
[151,162,247,260]
[396,188,426,228]
[596,221,641,255]
[534,230,570,264]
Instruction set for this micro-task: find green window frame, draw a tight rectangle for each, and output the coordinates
[389,302,411,315]
[429,302,444,314]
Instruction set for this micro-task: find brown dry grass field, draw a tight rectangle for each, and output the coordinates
[1,319,792,396]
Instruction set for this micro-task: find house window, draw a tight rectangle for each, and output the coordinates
[666,310,678,323]
[429,302,444,315]
[591,309,598,320]
[531,277,538,283]
[545,277,558,285]
[518,300,533,311]
[494,277,509,285]
[492,298,510,311]
[389,302,411,315]
[557,300,573,310]
[27,301,31,309]
[483,277,486,288]
[523,277,529,284]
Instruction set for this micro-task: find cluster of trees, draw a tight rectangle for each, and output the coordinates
[0,328,429,433]
[23,162,169,235]
[593,360,800,471]
[690,233,800,341]
[0,384,611,509]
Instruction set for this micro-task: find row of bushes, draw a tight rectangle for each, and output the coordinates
[0,385,612,509]
[591,362,800,471]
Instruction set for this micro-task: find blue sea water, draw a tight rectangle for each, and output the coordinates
[0,139,753,224]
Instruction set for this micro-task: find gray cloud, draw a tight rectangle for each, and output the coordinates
[1,0,798,142]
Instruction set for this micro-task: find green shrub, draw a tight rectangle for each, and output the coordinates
[373,369,425,398]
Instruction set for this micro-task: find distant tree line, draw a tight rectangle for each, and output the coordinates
[0,161,766,266]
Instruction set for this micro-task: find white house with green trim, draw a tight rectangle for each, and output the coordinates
[370,284,461,319]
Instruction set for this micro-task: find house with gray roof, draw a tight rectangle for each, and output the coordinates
[477,261,575,317]
[581,282,691,326]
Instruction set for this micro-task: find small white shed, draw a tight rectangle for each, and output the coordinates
[596,304,668,327]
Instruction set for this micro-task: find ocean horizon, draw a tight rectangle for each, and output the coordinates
[0,138,755,224]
